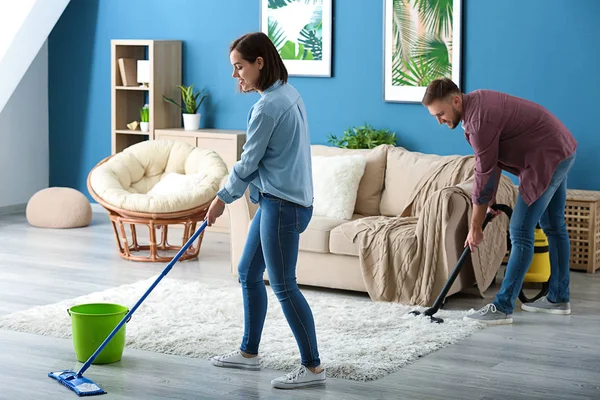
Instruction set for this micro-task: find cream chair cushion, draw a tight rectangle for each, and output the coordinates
[89,140,228,213]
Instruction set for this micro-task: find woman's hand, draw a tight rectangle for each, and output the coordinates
[465,226,484,251]
[206,197,225,226]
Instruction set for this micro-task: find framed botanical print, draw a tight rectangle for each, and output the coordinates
[260,0,332,77]
[383,0,462,102]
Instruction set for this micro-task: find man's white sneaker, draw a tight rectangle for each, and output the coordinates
[271,365,326,389]
[210,350,260,371]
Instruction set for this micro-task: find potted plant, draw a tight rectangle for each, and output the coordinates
[139,104,149,132]
[163,84,208,131]
[327,123,396,149]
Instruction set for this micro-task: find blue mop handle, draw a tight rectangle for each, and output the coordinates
[77,219,209,377]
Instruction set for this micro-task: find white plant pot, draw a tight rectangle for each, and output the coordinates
[140,122,149,132]
[183,113,201,131]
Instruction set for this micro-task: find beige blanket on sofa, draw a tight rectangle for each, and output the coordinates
[340,155,516,306]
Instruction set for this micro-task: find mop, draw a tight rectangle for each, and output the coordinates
[48,219,209,396]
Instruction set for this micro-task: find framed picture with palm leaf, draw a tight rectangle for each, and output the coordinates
[260,0,332,77]
[384,0,462,102]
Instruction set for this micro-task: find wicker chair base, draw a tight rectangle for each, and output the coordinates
[107,209,207,262]
[87,154,217,263]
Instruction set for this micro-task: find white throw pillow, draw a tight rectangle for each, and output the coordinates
[312,154,367,220]
[147,172,207,197]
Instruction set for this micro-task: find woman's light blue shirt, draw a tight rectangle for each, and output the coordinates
[217,81,314,208]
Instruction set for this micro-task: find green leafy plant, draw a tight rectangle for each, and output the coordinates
[392,55,438,87]
[268,0,321,9]
[268,19,287,51]
[268,0,293,8]
[139,104,149,122]
[391,0,453,87]
[162,84,208,114]
[269,18,316,60]
[299,28,322,60]
[280,41,314,60]
[327,123,397,149]
[266,0,323,61]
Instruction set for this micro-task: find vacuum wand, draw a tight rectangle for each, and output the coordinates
[410,204,512,323]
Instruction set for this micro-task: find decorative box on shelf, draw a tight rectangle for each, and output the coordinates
[565,189,600,273]
[154,128,246,234]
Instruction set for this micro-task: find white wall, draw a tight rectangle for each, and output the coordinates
[0,41,48,209]
[0,0,69,113]
[0,0,36,61]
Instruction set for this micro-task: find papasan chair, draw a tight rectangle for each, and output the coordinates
[87,139,228,262]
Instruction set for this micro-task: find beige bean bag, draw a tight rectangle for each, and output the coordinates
[26,187,92,228]
[88,140,228,214]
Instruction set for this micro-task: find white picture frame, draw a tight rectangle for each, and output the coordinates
[260,0,332,77]
[383,0,462,103]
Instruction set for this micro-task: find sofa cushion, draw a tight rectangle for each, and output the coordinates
[379,147,458,216]
[311,144,388,216]
[312,154,367,220]
[329,224,359,257]
[299,214,364,254]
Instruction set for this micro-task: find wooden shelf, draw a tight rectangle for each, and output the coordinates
[115,85,149,91]
[115,130,149,136]
[111,39,182,154]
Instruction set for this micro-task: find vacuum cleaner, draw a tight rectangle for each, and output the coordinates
[517,223,551,303]
[409,203,513,323]
[48,220,209,396]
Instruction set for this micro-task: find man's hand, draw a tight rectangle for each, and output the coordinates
[465,226,484,251]
[487,204,502,216]
[466,203,489,251]
[206,197,225,226]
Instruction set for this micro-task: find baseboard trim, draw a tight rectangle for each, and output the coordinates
[0,203,105,217]
[0,203,26,216]
[91,203,106,213]
[0,203,107,217]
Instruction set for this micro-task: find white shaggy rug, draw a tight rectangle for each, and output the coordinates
[0,277,485,381]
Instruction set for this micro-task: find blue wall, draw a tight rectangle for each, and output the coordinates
[49,0,600,195]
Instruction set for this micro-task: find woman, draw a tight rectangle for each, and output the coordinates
[205,32,326,389]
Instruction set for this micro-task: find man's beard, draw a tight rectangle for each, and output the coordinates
[448,106,462,129]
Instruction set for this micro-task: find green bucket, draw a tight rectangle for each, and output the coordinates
[68,303,129,365]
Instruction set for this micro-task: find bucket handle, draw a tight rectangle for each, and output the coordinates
[67,308,132,323]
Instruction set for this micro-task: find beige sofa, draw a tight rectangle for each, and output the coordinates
[226,144,512,303]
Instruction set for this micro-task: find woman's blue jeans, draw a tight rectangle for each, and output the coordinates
[237,192,321,368]
[494,153,576,314]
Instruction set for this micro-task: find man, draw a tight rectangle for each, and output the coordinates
[422,78,577,325]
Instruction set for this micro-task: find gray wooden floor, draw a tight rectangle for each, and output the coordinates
[1,207,599,400]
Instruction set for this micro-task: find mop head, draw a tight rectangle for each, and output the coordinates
[48,370,106,396]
